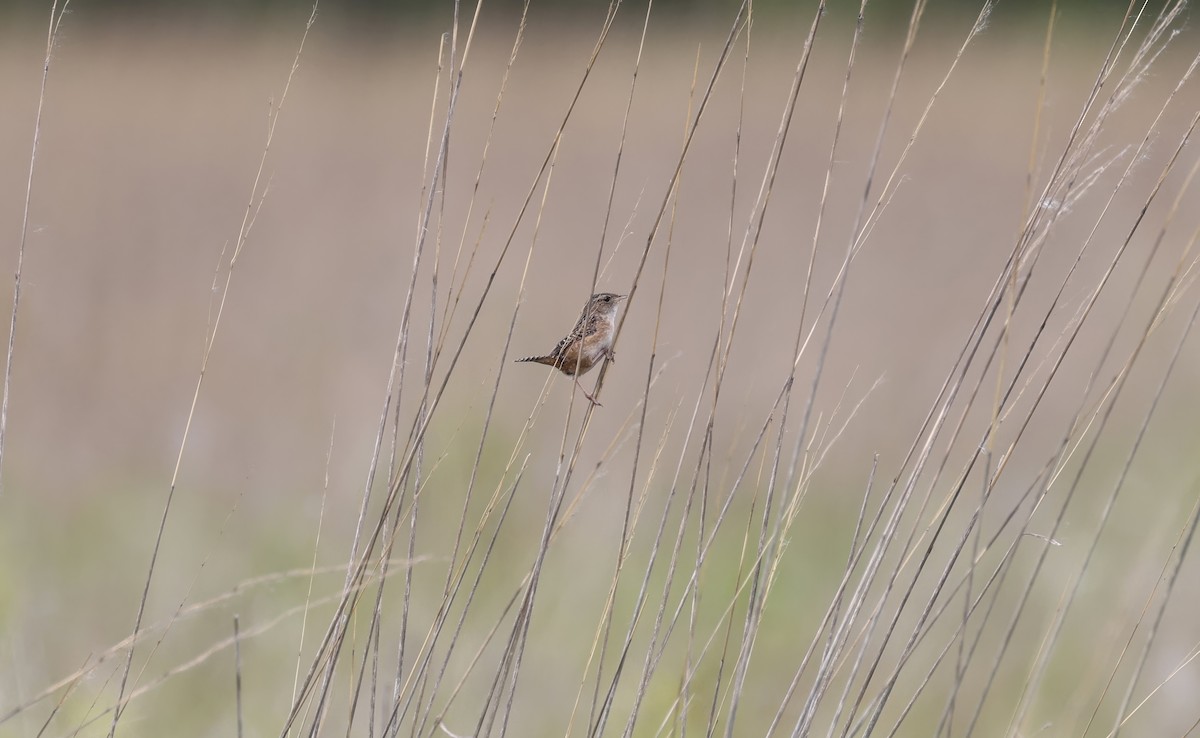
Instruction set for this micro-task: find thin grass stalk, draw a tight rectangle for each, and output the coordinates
[356,5,633,728]
[811,0,1176,729]
[1008,111,1200,737]
[108,9,317,737]
[718,5,828,732]
[582,18,700,738]
[963,71,1199,738]
[567,1,658,729]
[492,2,753,732]
[0,0,67,495]
[1107,476,1200,738]
[1078,290,1200,736]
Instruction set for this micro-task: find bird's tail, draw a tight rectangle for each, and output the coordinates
[515,354,556,366]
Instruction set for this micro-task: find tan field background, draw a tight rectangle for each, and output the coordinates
[2,3,1200,737]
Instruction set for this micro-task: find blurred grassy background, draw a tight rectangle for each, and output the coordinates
[0,0,1155,25]
[2,1,1200,736]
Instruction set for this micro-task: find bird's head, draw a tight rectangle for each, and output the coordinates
[589,292,626,318]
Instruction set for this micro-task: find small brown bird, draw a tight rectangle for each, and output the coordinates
[516,292,626,405]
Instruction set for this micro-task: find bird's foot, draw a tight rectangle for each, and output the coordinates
[576,380,603,407]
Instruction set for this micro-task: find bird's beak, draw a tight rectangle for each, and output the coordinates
[617,295,628,302]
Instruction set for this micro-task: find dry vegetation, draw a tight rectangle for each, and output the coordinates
[2,1,1200,736]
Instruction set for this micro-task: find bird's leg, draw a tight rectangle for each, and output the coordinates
[605,348,616,363]
[574,377,602,406]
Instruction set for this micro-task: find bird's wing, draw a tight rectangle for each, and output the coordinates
[581,313,603,338]
[547,330,577,361]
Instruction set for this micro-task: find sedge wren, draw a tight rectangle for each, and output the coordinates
[516,292,626,405]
